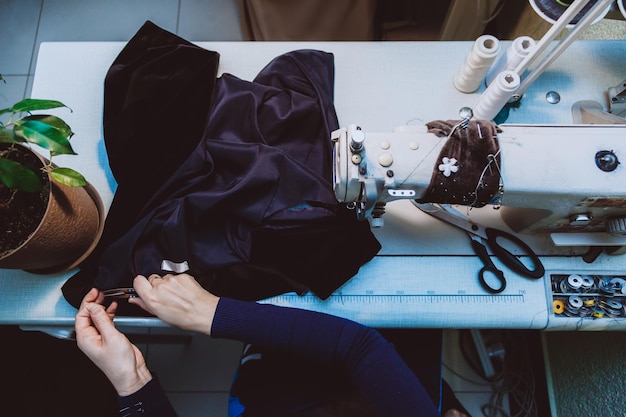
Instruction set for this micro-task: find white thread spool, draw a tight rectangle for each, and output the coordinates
[453,35,500,94]
[473,71,520,121]
[485,36,536,87]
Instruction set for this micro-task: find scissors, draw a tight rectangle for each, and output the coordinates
[413,202,545,294]
[102,287,138,299]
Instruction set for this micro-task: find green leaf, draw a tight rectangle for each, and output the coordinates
[0,158,43,192]
[21,114,74,139]
[10,98,69,113]
[14,119,76,156]
[50,167,87,187]
[0,127,18,144]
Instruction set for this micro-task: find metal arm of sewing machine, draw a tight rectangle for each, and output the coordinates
[332,122,626,252]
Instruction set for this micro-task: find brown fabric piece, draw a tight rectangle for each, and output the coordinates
[237,0,377,40]
[417,120,501,207]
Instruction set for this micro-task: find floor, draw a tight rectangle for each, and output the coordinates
[0,1,575,416]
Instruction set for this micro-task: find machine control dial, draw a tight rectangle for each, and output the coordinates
[595,150,619,172]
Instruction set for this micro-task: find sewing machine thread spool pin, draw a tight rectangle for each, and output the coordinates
[350,128,365,152]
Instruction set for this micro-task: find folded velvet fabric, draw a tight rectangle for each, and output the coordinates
[62,21,381,313]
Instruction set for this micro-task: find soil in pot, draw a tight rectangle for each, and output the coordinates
[0,143,49,257]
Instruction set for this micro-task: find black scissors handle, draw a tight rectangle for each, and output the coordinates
[484,228,545,279]
[470,238,507,294]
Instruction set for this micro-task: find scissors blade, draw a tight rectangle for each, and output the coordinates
[102,287,138,299]
[412,202,488,239]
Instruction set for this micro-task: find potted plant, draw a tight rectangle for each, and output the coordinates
[0,78,104,273]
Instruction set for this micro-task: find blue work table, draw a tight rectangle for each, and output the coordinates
[1,40,625,333]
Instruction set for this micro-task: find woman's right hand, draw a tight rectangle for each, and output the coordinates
[130,273,220,335]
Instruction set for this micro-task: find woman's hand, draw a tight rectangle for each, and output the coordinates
[75,288,152,397]
[130,274,220,336]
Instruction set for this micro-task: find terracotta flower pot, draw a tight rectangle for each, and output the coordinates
[0,145,105,273]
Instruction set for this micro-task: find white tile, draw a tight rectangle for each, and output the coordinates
[0,75,28,108]
[178,0,243,41]
[166,392,230,417]
[0,0,41,75]
[37,0,178,41]
[32,0,180,72]
[146,328,243,392]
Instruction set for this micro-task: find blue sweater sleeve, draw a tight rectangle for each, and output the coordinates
[117,297,441,417]
[212,298,441,417]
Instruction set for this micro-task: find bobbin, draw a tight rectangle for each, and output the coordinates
[598,278,616,295]
[580,275,595,291]
[553,299,565,315]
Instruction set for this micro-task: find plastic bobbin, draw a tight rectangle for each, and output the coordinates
[472,71,520,121]
[582,298,596,307]
[453,34,500,93]
[599,299,624,317]
[553,299,565,315]
[580,275,595,291]
[592,306,605,318]
[568,295,583,309]
[598,278,616,295]
[609,277,626,294]
[567,274,583,291]
[485,36,536,87]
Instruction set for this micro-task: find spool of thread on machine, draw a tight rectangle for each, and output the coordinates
[529,0,611,27]
[472,71,520,121]
[485,36,536,87]
[453,34,500,94]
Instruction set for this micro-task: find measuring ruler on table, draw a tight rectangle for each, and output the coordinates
[262,256,549,329]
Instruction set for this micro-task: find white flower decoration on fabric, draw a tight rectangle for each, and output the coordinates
[438,157,459,177]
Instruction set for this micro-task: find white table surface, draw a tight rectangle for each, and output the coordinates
[2,39,626,331]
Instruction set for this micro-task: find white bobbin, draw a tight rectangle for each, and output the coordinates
[472,71,520,121]
[485,36,536,87]
[453,34,500,94]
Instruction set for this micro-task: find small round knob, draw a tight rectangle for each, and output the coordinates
[378,152,393,167]
[595,150,620,172]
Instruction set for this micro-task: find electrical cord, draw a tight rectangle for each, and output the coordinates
[443,330,539,417]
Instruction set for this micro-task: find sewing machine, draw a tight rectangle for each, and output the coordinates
[332,122,626,242]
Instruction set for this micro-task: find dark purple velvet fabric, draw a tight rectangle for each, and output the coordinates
[62,22,380,313]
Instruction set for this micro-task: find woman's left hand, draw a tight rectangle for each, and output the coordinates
[75,288,153,396]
